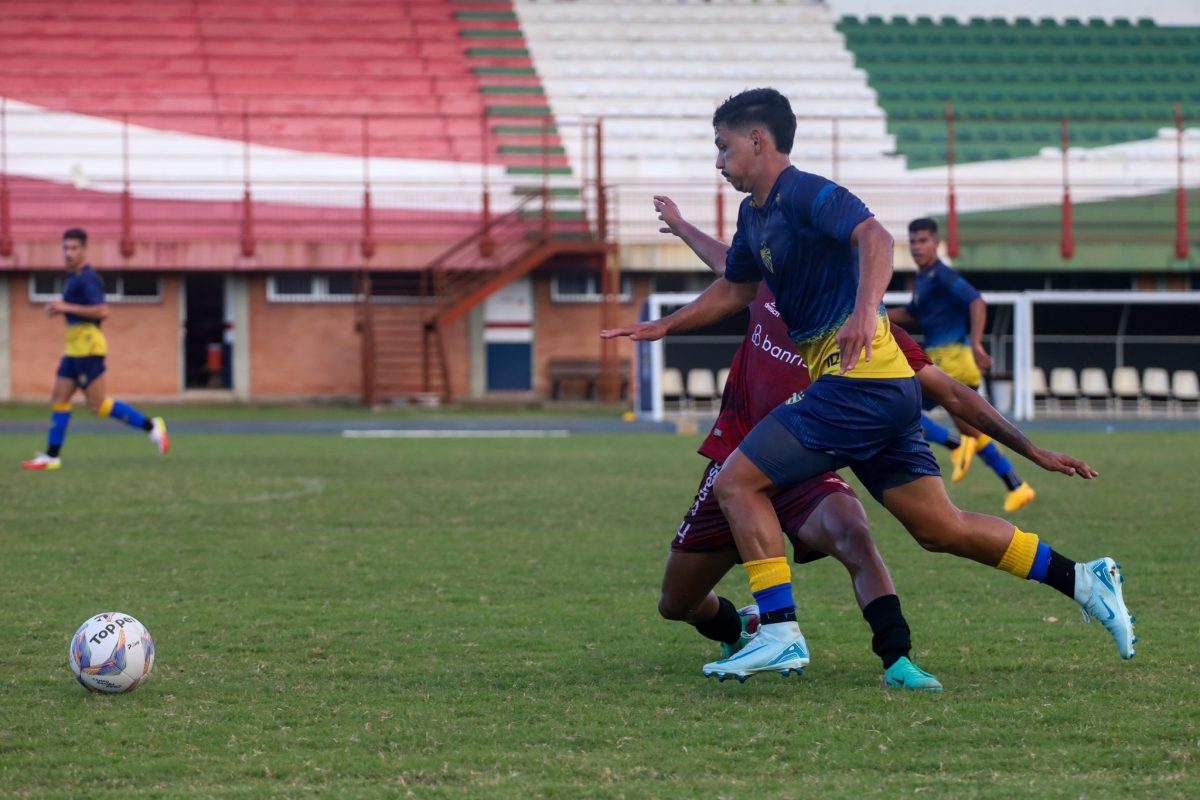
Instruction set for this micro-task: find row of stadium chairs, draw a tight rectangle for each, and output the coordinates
[1030,367,1200,416]
[661,368,729,413]
[842,16,1161,29]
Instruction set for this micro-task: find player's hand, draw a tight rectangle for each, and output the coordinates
[1031,448,1098,479]
[653,195,684,236]
[601,320,669,342]
[835,309,876,374]
[45,300,65,317]
[973,343,993,371]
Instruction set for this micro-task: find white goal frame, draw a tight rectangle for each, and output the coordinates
[634,290,1200,422]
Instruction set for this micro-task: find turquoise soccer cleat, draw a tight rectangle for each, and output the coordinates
[1075,557,1137,659]
[720,604,761,659]
[884,656,944,692]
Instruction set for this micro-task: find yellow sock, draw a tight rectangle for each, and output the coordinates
[975,435,993,452]
[744,557,791,593]
[97,398,115,417]
[997,528,1039,577]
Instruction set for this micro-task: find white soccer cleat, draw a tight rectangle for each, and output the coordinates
[149,417,169,455]
[1075,557,1137,659]
[703,620,810,682]
[21,452,62,471]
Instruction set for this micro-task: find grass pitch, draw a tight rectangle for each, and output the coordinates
[1,423,1196,798]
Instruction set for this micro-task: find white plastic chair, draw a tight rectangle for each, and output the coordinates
[1172,369,1199,415]
[686,369,717,411]
[1111,367,1141,415]
[1079,367,1111,415]
[1142,367,1171,414]
[1029,367,1050,413]
[1049,368,1080,414]
[661,368,685,410]
[716,368,730,395]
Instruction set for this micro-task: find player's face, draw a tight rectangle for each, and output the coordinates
[62,238,86,271]
[908,230,939,268]
[714,123,755,193]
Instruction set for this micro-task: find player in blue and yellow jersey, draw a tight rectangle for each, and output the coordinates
[603,88,1136,681]
[889,218,1036,512]
[21,228,168,471]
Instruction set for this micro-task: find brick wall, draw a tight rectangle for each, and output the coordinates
[8,273,181,400]
[531,274,650,397]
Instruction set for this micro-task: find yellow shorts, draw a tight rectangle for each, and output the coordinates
[926,344,981,389]
[65,323,108,357]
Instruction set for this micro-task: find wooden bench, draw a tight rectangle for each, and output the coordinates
[547,357,630,400]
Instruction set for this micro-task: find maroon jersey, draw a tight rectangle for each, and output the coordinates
[890,324,933,373]
[698,283,811,463]
[698,287,933,463]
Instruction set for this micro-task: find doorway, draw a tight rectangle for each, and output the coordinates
[184,274,230,389]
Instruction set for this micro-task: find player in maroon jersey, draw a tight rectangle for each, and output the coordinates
[651,196,1097,688]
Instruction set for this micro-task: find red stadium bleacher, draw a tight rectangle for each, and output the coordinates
[0,0,564,166]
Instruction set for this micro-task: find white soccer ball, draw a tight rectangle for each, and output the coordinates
[68,612,156,693]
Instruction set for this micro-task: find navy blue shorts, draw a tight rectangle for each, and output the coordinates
[57,355,106,387]
[739,375,941,503]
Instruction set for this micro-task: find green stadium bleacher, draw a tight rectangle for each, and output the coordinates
[839,15,1200,167]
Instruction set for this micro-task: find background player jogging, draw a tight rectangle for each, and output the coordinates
[889,217,1036,511]
[21,228,169,471]
[603,88,1137,682]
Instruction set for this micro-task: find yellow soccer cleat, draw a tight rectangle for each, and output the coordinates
[1004,482,1037,512]
[950,435,977,482]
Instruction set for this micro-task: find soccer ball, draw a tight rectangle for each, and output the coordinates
[68,612,156,693]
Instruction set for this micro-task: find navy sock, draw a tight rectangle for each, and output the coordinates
[978,442,1023,490]
[920,414,962,450]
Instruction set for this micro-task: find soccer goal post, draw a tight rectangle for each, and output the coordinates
[634,290,1200,422]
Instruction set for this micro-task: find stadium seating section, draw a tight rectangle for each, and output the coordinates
[0,0,569,173]
[838,15,1200,168]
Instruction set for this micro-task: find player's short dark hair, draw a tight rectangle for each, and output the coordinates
[712,88,796,155]
[908,218,938,236]
[62,227,88,245]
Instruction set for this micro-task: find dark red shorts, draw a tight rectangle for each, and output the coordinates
[671,460,858,563]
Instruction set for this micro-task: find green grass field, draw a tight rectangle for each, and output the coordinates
[1,423,1197,798]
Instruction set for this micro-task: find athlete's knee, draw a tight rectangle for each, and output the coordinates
[906,507,970,552]
[86,395,107,415]
[657,592,692,622]
[831,516,874,558]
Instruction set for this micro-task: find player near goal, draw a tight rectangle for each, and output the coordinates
[888,217,1036,512]
[603,88,1136,682]
[21,228,169,471]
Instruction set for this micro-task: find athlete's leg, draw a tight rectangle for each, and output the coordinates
[47,376,77,454]
[658,548,739,626]
[83,375,167,453]
[22,376,77,468]
[919,413,962,450]
[658,548,760,657]
[791,491,940,688]
[882,475,1136,659]
[792,491,894,608]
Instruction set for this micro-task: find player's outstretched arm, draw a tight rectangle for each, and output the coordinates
[653,195,730,275]
[601,277,757,341]
[919,365,1098,479]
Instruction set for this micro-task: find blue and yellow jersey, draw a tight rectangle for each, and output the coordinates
[906,261,981,349]
[724,166,912,381]
[61,265,107,357]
